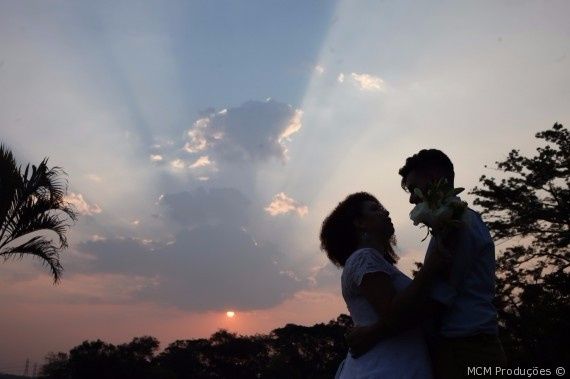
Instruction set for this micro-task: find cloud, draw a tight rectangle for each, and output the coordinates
[72,217,302,311]
[183,99,303,164]
[67,187,306,311]
[314,65,325,74]
[350,73,385,91]
[309,262,341,289]
[184,117,210,153]
[158,187,250,227]
[170,159,187,170]
[85,174,102,182]
[337,73,345,83]
[189,155,213,169]
[64,192,102,216]
[264,192,308,217]
[279,109,303,142]
[71,238,157,275]
[150,154,164,162]
[137,225,302,311]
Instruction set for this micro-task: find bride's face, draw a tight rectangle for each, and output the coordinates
[357,200,394,240]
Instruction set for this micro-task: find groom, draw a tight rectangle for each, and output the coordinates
[349,149,506,378]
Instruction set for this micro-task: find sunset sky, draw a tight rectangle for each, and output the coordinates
[1,0,569,374]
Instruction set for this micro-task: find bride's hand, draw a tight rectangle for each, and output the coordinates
[346,325,378,358]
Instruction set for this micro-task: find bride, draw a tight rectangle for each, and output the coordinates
[320,192,447,378]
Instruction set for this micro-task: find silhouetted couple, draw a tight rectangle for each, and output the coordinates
[320,149,506,378]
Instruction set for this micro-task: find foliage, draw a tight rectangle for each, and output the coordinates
[470,123,569,366]
[39,315,353,379]
[0,144,77,282]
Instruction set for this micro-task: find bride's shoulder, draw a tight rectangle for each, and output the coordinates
[347,247,377,260]
[345,248,393,269]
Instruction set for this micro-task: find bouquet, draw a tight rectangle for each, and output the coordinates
[409,178,468,240]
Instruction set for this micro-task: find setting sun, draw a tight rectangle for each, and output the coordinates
[226,311,236,318]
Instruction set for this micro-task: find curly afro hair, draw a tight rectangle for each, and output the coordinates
[320,192,397,267]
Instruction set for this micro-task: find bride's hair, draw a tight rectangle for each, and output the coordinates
[320,192,398,267]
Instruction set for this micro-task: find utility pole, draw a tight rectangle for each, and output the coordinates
[23,358,29,377]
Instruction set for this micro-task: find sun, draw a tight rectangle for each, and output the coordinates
[226,311,236,318]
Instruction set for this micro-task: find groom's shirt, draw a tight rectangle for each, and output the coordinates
[424,209,499,337]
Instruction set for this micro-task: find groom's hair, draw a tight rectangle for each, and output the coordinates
[398,149,455,189]
[320,192,397,267]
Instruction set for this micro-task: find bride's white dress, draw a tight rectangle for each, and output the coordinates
[336,248,433,379]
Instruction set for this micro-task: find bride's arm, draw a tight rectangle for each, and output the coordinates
[347,249,447,357]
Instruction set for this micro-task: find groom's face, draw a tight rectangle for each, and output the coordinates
[404,169,434,205]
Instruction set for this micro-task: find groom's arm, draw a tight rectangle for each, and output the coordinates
[428,219,484,307]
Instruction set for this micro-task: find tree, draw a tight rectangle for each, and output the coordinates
[264,314,351,378]
[155,338,211,379]
[67,340,118,379]
[204,330,270,379]
[115,336,162,379]
[39,352,70,379]
[40,337,166,379]
[470,123,569,366]
[41,315,354,379]
[0,144,76,282]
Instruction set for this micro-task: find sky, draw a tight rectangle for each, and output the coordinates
[1,0,569,374]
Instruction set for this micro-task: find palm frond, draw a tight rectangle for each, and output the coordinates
[1,155,75,242]
[0,144,24,227]
[0,144,75,283]
[0,235,63,283]
[28,159,68,202]
[1,196,76,250]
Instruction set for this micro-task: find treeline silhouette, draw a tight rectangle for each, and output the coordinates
[38,315,353,379]
[471,123,569,367]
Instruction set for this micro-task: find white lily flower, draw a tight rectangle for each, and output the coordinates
[409,180,468,238]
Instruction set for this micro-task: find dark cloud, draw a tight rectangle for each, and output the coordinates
[72,187,303,311]
[159,187,250,227]
[73,225,302,311]
[184,99,302,164]
[137,224,302,311]
[71,238,156,276]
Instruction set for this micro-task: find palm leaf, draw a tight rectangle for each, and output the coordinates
[1,159,74,244]
[0,235,63,283]
[0,144,24,226]
[28,159,68,202]
[3,197,75,249]
[0,144,76,282]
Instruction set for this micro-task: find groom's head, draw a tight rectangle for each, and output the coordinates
[399,149,455,205]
